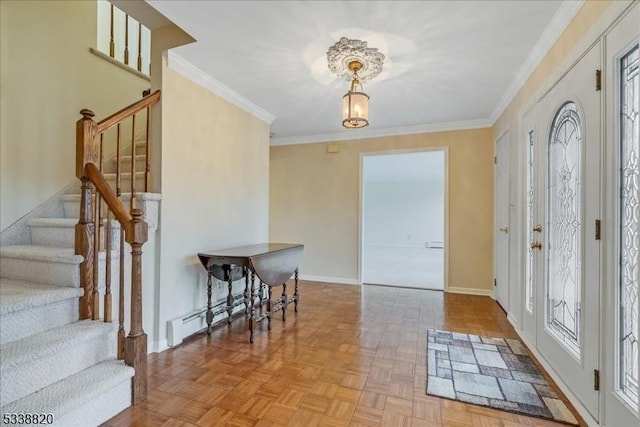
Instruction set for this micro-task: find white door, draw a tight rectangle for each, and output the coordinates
[494,131,510,310]
[603,3,640,425]
[534,41,601,419]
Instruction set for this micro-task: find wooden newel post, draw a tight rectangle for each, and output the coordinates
[75,109,99,320]
[124,208,148,404]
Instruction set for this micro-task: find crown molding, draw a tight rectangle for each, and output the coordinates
[488,0,585,124]
[165,51,276,125]
[270,118,491,146]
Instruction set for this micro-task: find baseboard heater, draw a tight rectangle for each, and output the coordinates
[167,307,208,347]
[166,289,267,347]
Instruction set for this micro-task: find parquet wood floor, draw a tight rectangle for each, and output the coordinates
[102,282,584,427]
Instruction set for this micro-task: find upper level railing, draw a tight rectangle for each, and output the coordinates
[97,0,151,76]
[75,90,160,404]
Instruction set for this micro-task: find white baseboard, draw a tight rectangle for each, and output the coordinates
[151,339,168,354]
[446,286,495,298]
[512,326,599,427]
[299,275,360,285]
[507,312,519,329]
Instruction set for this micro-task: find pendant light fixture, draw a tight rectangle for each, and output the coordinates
[327,37,384,129]
[342,61,369,128]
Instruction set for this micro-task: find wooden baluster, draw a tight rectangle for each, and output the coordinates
[117,121,124,357]
[109,4,115,58]
[130,114,136,208]
[118,225,125,359]
[116,124,121,197]
[77,177,95,320]
[75,109,99,320]
[124,14,129,65]
[145,106,150,192]
[99,132,111,322]
[104,208,112,323]
[125,209,148,404]
[92,135,104,320]
[137,22,142,72]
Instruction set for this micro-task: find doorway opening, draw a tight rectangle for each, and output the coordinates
[360,149,447,290]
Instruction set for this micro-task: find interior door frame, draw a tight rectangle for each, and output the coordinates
[494,129,511,311]
[358,147,450,291]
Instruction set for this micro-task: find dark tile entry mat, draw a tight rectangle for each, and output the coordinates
[427,329,578,425]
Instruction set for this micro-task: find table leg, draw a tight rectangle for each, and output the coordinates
[206,274,214,334]
[281,283,287,321]
[259,281,264,306]
[267,286,272,331]
[244,267,250,315]
[249,271,255,343]
[226,265,233,324]
[294,268,299,313]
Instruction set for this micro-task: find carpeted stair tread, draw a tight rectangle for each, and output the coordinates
[0,279,83,316]
[0,320,116,371]
[0,245,82,264]
[0,359,134,418]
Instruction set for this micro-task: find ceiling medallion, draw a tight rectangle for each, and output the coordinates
[327,37,385,82]
[327,37,385,129]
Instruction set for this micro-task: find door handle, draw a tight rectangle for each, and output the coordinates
[533,224,543,233]
[530,241,542,250]
[499,227,509,233]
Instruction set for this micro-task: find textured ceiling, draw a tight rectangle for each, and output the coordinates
[147,0,569,144]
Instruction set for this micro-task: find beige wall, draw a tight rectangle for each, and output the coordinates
[270,128,494,292]
[157,63,270,344]
[0,0,149,231]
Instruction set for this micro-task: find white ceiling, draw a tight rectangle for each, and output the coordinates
[146,0,576,145]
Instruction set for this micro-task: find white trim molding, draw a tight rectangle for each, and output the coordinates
[447,286,495,298]
[166,50,276,125]
[299,275,360,285]
[270,119,491,146]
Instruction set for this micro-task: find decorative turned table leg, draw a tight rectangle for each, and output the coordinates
[249,271,255,343]
[267,286,272,331]
[281,283,287,321]
[259,281,264,306]
[294,268,299,313]
[244,267,250,315]
[226,265,233,324]
[206,274,214,334]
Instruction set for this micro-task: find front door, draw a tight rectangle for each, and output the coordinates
[534,41,602,419]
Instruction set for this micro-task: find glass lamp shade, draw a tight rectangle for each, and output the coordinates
[342,91,369,128]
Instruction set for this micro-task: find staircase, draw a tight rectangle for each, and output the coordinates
[0,197,133,426]
[0,93,160,426]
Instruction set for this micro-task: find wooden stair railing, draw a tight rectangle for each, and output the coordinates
[75,90,160,404]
